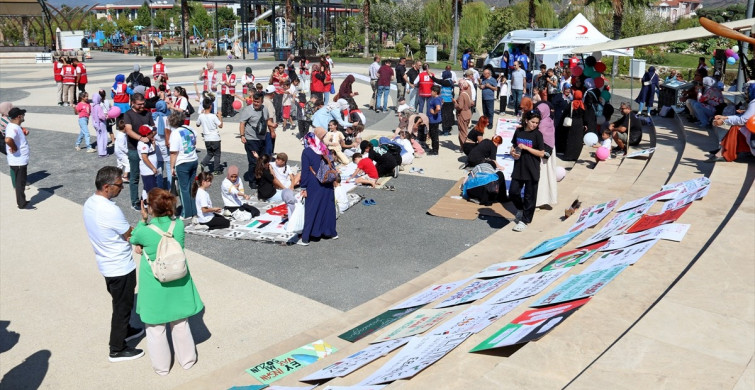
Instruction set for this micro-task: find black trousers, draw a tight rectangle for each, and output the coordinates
[467,172,508,206]
[298,120,311,138]
[221,94,235,117]
[225,203,260,217]
[9,165,27,208]
[202,141,222,171]
[499,96,508,113]
[441,102,454,133]
[201,214,231,230]
[104,269,137,353]
[508,178,538,224]
[244,139,265,188]
[428,122,440,153]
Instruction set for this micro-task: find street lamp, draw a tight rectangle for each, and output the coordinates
[148,0,154,56]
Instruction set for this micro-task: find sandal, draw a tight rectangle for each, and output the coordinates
[383,185,396,191]
[362,199,377,206]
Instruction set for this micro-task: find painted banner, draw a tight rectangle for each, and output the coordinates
[538,249,597,272]
[268,386,316,390]
[520,230,583,259]
[624,147,655,158]
[627,203,691,233]
[246,340,337,384]
[661,185,709,213]
[434,276,515,308]
[568,199,621,233]
[431,299,526,335]
[577,202,654,247]
[661,176,710,197]
[531,265,627,307]
[616,188,679,212]
[338,307,422,343]
[228,386,268,390]
[470,298,591,352]
[322,386,386,390]
[486,269,570,304]
[360,332,473,385]
[474,255,551,279]
[581,240,659,274]
[602,223,690,251]
[372,308,459,343]
[390,279,470,310]
[300,339,409,382]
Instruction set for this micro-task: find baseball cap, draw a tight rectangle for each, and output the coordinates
[563,83,572,89]
[8,107,26,119]
[264,85,276,94]
[138,124,155,136]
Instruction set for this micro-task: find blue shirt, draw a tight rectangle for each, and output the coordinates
[312,107,352,129]
[461,53,470,70]
[428,97,442,123]
[441,85,453,103]
[480,77,497,101]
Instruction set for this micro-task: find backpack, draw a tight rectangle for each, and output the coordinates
[309,153,338,184]
[145,221,187,283]
[380,143,403,166]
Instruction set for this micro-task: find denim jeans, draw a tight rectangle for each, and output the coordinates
[691,101,715,127]
[417,96,430,115]
[511,89,523,115]
[127,149,141,207]
[408,87,418,110]
[482,99,495,129]
[377,85,390,111]
[76,117,92,150]
[175,160,198,218]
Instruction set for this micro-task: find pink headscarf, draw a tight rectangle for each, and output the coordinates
[0,102,12,116]
[227,165,239,181]
[536,103,555,149]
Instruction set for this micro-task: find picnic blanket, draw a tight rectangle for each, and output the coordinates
[427,178,514,220]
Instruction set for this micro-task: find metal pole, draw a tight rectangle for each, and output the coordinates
[272,0,277,55]
[241,0,247,60]
[215,1,220,56]
[149,0,154,56]
[737,0,754,91]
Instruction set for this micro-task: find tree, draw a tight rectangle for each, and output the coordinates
[362,0,372,57]
[485,6,526,49]
[136,1,151,28]
[180,0,189,57]
[459,2,490,54]
[424,0,452,47]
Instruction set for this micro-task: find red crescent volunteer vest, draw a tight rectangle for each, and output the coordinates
[76,63,88,84]
[61,65,76,84]
[418,72,433,97]
[222,73,236,95]
[54,61,63,82]
[113,83,129,103]
[153,63,167,80]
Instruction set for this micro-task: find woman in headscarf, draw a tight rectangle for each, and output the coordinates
[111,74,132,115]
[299,127,337,245]
[691,76,723,129]
[454,79,474,149]
[126,64,145,88]
[535,101,558,207]
[635,66,659,116]
[583,77,600,136]
[564,90,587,161]
[0,101,14,141]
[153,100,172,189]
[221,64,236,117]
[91,91,109,157]
[336,75,358,101]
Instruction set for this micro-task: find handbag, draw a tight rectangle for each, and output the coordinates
[309,153,338,184]
[563,106,573,127]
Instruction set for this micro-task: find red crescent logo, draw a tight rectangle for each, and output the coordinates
[577,25,588,35]
[541,43,546,50]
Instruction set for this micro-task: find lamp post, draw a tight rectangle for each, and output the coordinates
[148,0,154,56]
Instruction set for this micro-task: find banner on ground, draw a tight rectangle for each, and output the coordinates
[434,276,515,308]
[474,255,550,279]
[300,339,409,382]
[616,189,679,212]
[568,199,620,233]
[601,223,690,251]
[538,249,597,272]
[338,306,422,342]
[582,240,659,274]
[486,269,570,305]
[372,308,459,343]
[578,202,654,247]
[431,299,526,335]
[390,278,470,310]
[246,340,337,384]
[627,203,691,233]
[531,265,627,307]
[470,298,591,352]
[521,231,583,258]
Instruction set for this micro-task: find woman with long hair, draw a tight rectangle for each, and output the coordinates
[510,110,548,232]
[462,116,488,156]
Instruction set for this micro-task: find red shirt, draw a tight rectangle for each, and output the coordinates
[377,65,393,87]
[417,71,434,97]
[76,63,87,84]
[357,158,378,179]
[53,61,63,81]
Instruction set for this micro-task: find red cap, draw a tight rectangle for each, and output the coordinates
[138,125,155,136]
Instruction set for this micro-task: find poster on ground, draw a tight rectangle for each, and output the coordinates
[568,199,620,233]
[602,223,690,251]
[538,249,598,272]
[338,307,422,343]
[581,240,659,274]
[371,308,459,343]
[300,339,410,382]
[431,299,527,335]
[322,386,386,390]
[661,176,710,197]
[486,269,570,305]
[616,189,679,212]
[474,255,551,279]
[531,265,628,307]
[577,202,655,247]
[434,276,515,308]
[246,340,337,384]
[520,231,583,259]
[360,332,473,385]
[390,279,470,310]
[661,185,709,213]
[470,298,591,352]
[626,204,691,233]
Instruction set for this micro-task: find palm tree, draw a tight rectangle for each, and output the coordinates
[181,0,189,57]
[363,0,371,57]
[528,0,536,28]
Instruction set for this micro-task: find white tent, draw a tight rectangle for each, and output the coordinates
[534,13,634,57]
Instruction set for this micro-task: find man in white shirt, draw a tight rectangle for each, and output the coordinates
[83,166,145,363]
[4,108,31,209]
[368,56,381,111]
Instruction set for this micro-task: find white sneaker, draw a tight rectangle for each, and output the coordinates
[512,221,527,232]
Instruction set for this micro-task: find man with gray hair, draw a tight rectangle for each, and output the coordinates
[83,166,145,363]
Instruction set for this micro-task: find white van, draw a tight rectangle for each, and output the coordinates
[484,28,561,73]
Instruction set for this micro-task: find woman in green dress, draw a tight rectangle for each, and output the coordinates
[130,188,204,375]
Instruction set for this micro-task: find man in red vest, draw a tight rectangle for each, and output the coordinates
[152,55,168,83]
[415,63,435,115]
[200,61,218,93]
[61,58,77,106]
[72,58,87,93]
[54,56,64,106]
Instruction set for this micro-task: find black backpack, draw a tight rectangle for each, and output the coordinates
[380,144,403,166]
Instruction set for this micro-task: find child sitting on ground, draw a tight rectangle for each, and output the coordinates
[333,175,349,214]
[271,152,300,188]
[196,98,223,174]
[325,119,349,164]
[348,153,379,188]
[594,129,612,163]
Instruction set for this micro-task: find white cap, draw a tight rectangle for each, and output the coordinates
[264,85,276,94]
